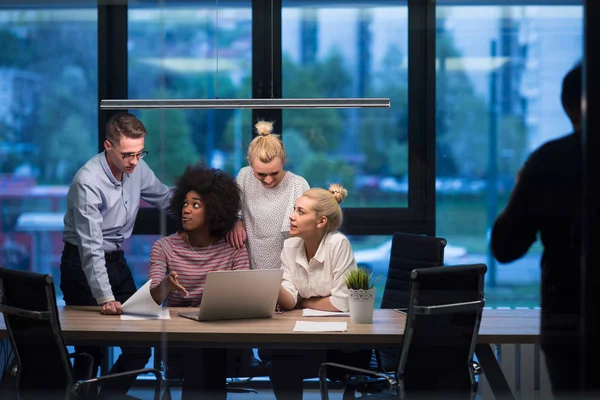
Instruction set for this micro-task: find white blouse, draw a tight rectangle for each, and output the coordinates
[280,231,357,312]
[236,166,309,270]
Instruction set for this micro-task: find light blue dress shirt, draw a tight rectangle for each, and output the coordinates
[63,152,171,304]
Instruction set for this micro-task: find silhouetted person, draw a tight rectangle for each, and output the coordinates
[491,63,597,398]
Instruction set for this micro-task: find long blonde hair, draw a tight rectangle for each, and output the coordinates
[301,184,348,231]
[247,120,286,164]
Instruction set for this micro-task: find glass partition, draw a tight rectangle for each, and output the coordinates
[435,3,583,307]
[0,2,98,303]
[281,2,409,208]
[127,0,252,290]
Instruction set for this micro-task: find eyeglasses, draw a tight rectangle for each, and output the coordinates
[121,150,149,162]
[108,141,149,162]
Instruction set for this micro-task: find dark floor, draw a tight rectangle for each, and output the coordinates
[129,379,344,400]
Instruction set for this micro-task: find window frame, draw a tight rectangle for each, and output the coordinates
[99,0,437,237]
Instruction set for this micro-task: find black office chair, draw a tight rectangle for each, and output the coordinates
[374,233,482,378]
[380,232,447,311]
[320,264,487,400]
[372,232,446,375]
[0,268,162,400]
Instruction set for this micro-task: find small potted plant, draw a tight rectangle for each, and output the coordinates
[344,266,378,324]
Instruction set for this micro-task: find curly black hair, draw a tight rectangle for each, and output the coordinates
[169,163,241,239]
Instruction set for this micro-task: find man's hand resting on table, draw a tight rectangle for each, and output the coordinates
[101,300,123,315]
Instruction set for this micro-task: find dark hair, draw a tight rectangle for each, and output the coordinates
[106,112,147,143]
[169,164,241,239]
[561,63,582,125]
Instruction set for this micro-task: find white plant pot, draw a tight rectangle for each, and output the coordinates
[348,288,376,324]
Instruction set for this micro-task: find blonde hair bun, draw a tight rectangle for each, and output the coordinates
[255,120,274,137]
[328,184,347,204]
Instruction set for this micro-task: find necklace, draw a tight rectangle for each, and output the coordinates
[184,233,215,257]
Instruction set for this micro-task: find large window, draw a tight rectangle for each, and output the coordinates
[435,4,583,307]
[281,3,409,209]
[2,1,582,313]
[280,2,412,308]
[0,3,98,302]
[128,1,253,184]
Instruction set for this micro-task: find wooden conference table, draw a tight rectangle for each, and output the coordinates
[0,307,539,400]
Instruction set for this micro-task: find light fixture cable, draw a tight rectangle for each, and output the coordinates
[270,0,274,99]
[215,0,219,99]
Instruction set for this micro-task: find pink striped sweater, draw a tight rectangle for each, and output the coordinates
[149,233,250,307]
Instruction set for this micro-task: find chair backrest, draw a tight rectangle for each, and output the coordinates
[397,264,486,395]
[0,268,73,399]
[380,232,446,310]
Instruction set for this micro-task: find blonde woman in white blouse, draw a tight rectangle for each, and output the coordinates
[277,184,355,312]
[268,185,372,400]
[227,120,309,270]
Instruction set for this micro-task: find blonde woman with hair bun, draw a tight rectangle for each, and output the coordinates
[226,120,309,271]
[267,184,372,400]
[278,183,353,312]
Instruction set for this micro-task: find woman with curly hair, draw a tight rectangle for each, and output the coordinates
[148,163,250,400]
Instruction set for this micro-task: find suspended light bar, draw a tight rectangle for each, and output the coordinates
[100,98,390,110]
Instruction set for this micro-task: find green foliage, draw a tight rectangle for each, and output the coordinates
[295,152,357,193]
[281,129,311,173]
[436,24,528,179]
[0,12,100,182]
[359,45,409,178]
[344,266,378,290]
[128,15,251,178]
[0,10,529,194]
[44,115,96,182]
[281,52,350,152]
[141,108,200,185]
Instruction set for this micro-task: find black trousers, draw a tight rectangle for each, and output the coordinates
[544,344,600,399]
[268,349,373,400]
[164,347,227,400]
[60,242,151,397]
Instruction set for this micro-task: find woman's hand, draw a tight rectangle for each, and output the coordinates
[164,271,188,297]
[226,219,247,249]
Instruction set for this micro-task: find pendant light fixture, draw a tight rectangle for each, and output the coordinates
[100,0,390,110]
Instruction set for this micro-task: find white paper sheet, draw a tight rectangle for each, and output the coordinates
[121,280,164,318]
[302,308,350,317]
[293,321,347,332]
[120,309,171,320]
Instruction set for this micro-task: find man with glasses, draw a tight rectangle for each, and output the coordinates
[60,112,171,396]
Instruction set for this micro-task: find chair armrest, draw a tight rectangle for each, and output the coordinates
[374,350,386,373]
[67,352,95,380]
[72,368,162,400]
[318,362,396,400]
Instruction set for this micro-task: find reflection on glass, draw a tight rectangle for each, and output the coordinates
[128,1,253,186]
[281,3,409,208]
[435,5,583,307]
[126,2,253,304]
[0,5,97,302]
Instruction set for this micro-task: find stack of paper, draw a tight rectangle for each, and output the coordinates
[120,280,171,320]
[302,308,350,317]
[293,321,347,332]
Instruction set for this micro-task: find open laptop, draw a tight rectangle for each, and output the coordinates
[179,269,283,322]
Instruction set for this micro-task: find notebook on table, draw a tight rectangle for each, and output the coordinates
[179,269,283,322]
